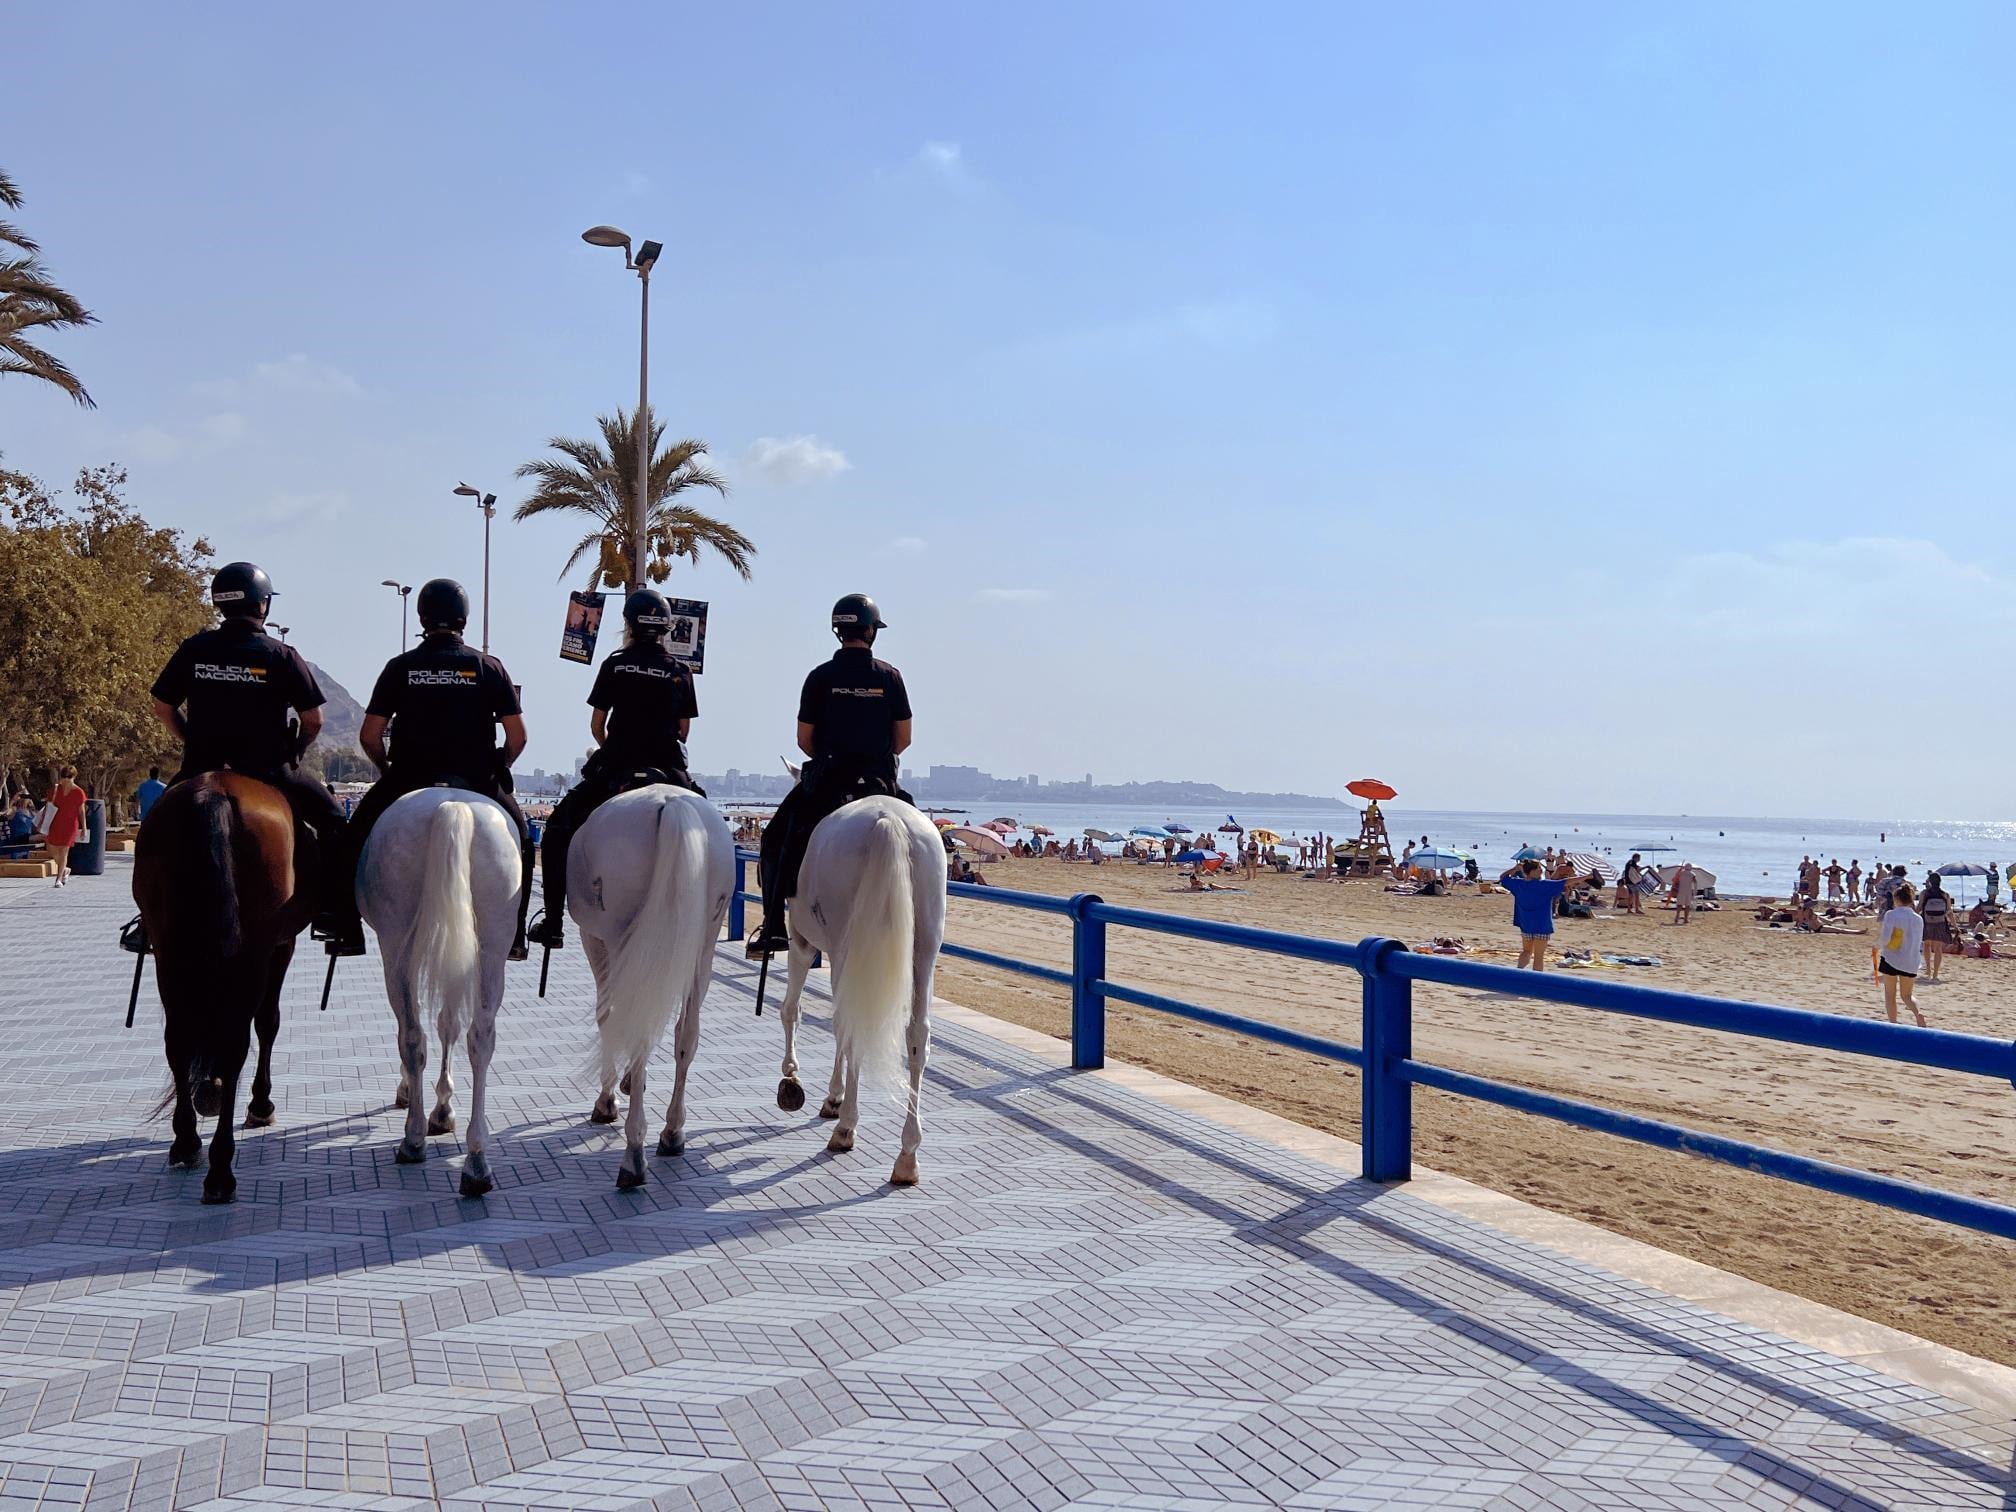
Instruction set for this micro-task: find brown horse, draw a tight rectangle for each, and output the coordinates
[134,772,313,1203]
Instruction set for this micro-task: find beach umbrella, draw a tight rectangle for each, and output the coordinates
[1028,825,1055,837]
[1511,846,1545,860]
[1936,862,1990,877]
[980,819,1015,834]
[1347,778,1397,802]
[1174,848,1212,864]
[1632,845,1679,856]
[1084,828,1115,842]
[1657,863,1714,889]
[932,817,956,830]
[1129,826,1166,839]
[1163,822,1194,835]
[947,826,1011,857]
[1409,848,1469,871]
[1562,851,1617,882]
[989,816,1018,827]
[1249,828,1284,845]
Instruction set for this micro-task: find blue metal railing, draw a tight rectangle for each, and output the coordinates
[729,852,2016,1241]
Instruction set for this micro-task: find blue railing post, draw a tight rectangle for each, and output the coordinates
[1361,937,1413,1182]
[1069,894,1106,1069]
[728,852,747,941]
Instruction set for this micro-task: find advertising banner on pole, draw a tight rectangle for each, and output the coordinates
[662,598,708,673]
[559,591,606,665]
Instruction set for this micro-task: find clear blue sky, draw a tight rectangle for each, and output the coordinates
[8,4,2015,816]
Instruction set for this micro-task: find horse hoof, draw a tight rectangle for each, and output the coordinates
[777,1078,805,1112]
[394,1085,411,1110]
[243,1104,275,1129]
[588,1099,617,1125]
[201,1184,235,1206]
[167,1143,200,1170]
[427,1112,456,1136]
[619,1071,633,1095]
[459,1171,494,1199]
[194,1081,223,1119]
[395,1141,426,1165]
[826,1128,855,1154]
[657,1131,685,1158]
[890,1154,920,1186]
[616,1165,647,1191]
[818,1097,842,1120]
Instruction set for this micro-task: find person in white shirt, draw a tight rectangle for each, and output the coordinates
[1877,882,1927,1027]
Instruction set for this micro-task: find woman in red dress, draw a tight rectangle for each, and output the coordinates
[44,767,86,887]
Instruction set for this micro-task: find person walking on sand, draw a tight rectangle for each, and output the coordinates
[1919,875,1955,982]
[1620,853,1646,915]
[1499,858,1569,970]
[1670,860,1698,924]
[43,768,86,886]
[1878,882,1927,1026]
[1847,860,1862,904]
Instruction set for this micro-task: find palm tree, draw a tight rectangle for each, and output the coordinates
[513,406,752,592]
[0,170,95,408]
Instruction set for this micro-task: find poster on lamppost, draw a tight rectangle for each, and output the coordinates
[558,591,606,665]
[662,598,708,673]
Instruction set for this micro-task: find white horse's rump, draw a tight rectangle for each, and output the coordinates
[775,796,946,1184]
[358,787,521,1197]
[569,786,733,1188]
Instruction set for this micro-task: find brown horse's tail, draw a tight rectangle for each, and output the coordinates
[195,785,244,960]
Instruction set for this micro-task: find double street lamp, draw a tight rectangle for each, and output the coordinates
[581,224,662,591]
[380,579,411,651]
[451,484,498,652]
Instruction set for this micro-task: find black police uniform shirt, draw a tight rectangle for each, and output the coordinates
[366,636,520,779]
[588,643,698,768]
[797,647,911,766]
[151,620,324,770]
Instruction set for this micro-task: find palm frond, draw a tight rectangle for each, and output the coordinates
[0,335,93,407]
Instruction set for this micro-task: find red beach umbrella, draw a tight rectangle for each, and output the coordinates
[1347,778,1398,802]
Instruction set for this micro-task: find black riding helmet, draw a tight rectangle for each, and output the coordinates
[624,588,673,637]
[831,592,887,644]
[417,578,470,633]
[211,561,275,619]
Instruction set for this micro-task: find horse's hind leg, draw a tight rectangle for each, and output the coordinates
[460,964,502,1198]
[391,980,428,1164]
[616,1057,648,1190]
[777,937,813,1113]
[826,1055,860,1154]
[245,942,289,1128]
[427,1028,456,1136]
[163,994,201,1169]
[202,1015,254,1205]
[890,953,933,1187]
[586,938,619,1124]
[658,964,707,1158]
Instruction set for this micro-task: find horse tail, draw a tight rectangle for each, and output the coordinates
[412,800,481,1048]
[833,809,914,1096]
[595,796,710,1084]
[196,786,243,960]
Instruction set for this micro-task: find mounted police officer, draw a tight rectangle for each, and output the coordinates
[528,588,703,951]
[127,561,350,949]
[323,578,536,958]
[748,593,913,957]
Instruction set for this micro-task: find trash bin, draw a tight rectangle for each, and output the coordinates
[70,799,108,876]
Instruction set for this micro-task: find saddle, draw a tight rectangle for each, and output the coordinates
[608,766,706,799]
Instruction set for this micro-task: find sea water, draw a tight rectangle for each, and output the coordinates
[955,801,2016,902]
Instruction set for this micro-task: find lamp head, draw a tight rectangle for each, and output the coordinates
[452,483,480,497]
[381,579,401,588]
[581,225,632,249]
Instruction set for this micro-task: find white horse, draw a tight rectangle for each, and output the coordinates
[358,787,522,1197]
[569,786,733,1189]
[774,796,947,1185]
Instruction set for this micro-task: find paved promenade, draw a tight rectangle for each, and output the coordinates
[0,859,2010,1509]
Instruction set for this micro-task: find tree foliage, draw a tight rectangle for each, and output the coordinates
[0,169,95,407]
[512,405,753,592]
[0,460,211,802]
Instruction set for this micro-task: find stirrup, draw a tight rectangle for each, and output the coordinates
[745,924,789,960]
[527,909,566,950]
[119,916,149,956]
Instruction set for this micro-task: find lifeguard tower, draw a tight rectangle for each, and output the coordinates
[1340,778,1398,875]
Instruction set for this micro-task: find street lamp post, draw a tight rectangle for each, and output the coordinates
[273,625,290,644]
[452,484,498,652]
[581,225,663,591]
[380,579,411,651]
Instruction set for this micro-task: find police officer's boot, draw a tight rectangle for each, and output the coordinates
[746,906,791,960]
[318,911,367,958]
[119,916,149,955]
[528,908,565,952]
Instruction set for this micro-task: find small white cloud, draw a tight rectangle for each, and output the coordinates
[1654,537,2009,638]
[918,141,963,176]
[127,424,187,463]
[978,587,1051,603]
[124,412,247,463]
[252,354,361,394]
[201,412,247,443]
[623,170,650,196]
[887,535,927,555]
[745,435,852,484]
[264,490,348,525]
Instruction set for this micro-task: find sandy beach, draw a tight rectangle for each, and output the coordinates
[935,857,2016,1365]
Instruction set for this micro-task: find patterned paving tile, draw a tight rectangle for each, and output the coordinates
[0,867,2008,1507]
